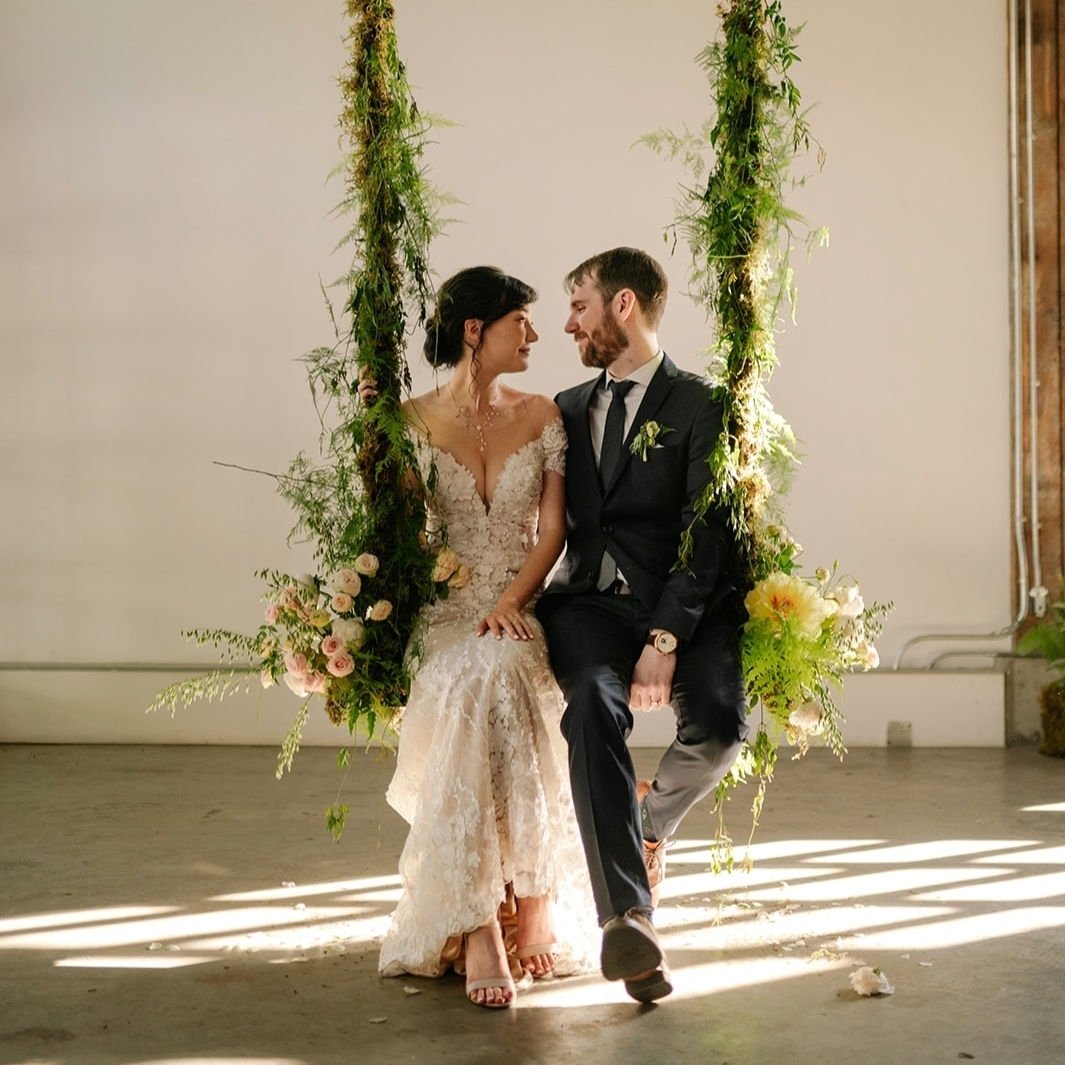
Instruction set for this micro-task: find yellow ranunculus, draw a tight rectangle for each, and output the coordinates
[745,571,838,639]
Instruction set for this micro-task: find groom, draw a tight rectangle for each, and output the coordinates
[537,247,748,1003]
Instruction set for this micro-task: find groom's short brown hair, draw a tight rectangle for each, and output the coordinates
[565,247,668,327]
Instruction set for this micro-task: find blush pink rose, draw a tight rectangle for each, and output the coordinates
[283,651,309,676]
[303,672,327,694]
[264,603,281,624]
[327,652,355,677]
[320,634,344,657]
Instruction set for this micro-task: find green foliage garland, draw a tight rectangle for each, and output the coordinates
[646,0,889,869]
[151,0,445,835]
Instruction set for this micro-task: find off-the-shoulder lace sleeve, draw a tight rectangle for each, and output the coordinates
[541,416,567,476]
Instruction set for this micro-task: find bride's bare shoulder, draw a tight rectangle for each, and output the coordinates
[403,390,448,434]
[502,388,561,430]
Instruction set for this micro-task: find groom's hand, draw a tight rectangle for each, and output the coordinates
[629,646,676,712]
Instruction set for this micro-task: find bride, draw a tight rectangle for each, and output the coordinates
[377,266,595,1007]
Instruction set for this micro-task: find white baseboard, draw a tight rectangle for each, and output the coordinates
[0,667,1005,748]
[630,668,1005,748]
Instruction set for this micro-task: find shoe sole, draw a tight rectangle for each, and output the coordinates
[600,921,663,981]
[625,967,673,1003]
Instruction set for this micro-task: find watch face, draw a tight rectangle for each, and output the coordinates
[655,631,678,654]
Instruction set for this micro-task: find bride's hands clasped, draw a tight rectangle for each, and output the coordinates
[477,595,534,641]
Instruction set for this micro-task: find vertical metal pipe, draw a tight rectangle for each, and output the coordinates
[1023,0,1047,616]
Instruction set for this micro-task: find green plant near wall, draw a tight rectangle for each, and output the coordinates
[1017,599,1065,757]
[645,0,889,869]
[151,0,446,836]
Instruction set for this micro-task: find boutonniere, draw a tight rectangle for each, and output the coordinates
[630,420,675,461]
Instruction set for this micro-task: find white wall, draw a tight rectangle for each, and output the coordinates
[0,1,1011,744]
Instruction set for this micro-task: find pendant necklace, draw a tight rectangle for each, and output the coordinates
[448,383,499,453]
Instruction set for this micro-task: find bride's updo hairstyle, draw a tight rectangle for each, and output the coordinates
[423,266,537,368]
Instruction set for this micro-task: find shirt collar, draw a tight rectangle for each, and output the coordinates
[605,350,663,390]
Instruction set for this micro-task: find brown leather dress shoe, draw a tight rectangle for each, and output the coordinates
[600,910,663,981]
[636,779,666,907]
[601,909,674,1003]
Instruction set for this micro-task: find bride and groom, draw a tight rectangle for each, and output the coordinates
[375,247,749,1007]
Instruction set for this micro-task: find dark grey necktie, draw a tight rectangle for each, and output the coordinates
[599,379,636,486]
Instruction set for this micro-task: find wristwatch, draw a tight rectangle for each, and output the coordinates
[646,629,679,655]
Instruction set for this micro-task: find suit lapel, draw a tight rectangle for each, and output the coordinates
[602,354,677,496]
[569,373,605,498]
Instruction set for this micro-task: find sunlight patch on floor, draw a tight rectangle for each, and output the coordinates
[55,954,218,969]
[0,905,367,951]
[0,906,179,936]
[0,834,1060,986]
[805,840,1040,863]
[209,875,400,903]
[832,905,1065,951]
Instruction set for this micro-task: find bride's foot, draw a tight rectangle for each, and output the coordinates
[465,921,516,1009]
[515,894,557,978]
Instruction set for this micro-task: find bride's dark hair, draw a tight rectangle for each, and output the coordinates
[423,266,537,368]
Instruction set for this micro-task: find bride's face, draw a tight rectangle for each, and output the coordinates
[477,307,539,374]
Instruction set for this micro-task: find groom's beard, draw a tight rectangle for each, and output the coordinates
[578,311,629,369]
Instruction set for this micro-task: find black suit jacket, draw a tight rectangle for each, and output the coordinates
[542,354,742,641]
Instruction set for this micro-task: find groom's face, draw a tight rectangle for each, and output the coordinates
[565,276,629,369]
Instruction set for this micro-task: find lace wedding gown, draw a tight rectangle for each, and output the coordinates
[379,418,597,979]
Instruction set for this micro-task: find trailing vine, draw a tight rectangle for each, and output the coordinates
[646,0,887,869]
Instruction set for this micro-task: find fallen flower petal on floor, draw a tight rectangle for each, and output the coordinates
[849,966,894,996]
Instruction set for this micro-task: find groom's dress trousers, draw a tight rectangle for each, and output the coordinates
[539,353,748,923]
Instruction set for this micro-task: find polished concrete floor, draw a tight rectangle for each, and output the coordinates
[1,743,1063,1065]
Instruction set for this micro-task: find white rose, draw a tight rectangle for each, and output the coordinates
[830,583,865,618]
[283,673,308,697]
[260,669,275,689]
[857,641,880,670]
[788,701,823,733]
[354,553,380,577]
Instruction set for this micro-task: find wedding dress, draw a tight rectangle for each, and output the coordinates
[379,417,597,978]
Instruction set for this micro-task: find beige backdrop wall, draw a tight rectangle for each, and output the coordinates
[0,0,1010,746]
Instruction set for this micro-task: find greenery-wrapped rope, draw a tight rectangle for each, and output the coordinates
[151,0,445,837]
[646,0,888,868]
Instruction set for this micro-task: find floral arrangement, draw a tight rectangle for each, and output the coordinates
[741,532,888,758]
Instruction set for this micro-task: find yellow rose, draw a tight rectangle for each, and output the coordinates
[448,564,472,590]
[432,547,460,582]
